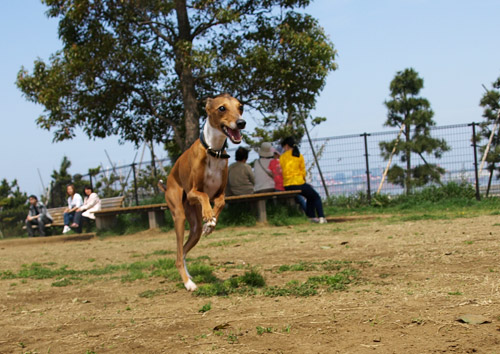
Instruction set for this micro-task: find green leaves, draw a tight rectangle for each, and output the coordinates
[18,0,336,155]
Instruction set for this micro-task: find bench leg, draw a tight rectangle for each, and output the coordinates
[148,210,165,229]
[256,200,267,223]
[95,215,117,230]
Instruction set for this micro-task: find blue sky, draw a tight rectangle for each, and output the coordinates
[1,0,499,195]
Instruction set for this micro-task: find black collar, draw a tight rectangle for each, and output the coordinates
[200,122,230,159]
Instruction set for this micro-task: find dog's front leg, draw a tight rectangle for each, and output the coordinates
[200,193,225,236]
[212,193,225,222]
[187,189,215,227]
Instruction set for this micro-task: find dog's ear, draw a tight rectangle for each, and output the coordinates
[205,97,213,111]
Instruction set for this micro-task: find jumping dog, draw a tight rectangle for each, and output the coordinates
[159,93,245,291]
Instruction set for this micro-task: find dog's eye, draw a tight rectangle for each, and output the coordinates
[218,106,226,112]
[239,105,244,113]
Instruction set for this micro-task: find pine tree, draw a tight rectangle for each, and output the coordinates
[380,68,449,194]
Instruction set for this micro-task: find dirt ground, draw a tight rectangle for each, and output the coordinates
[1,214,500,354]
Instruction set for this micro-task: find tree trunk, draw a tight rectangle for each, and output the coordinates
[174,0,200,151]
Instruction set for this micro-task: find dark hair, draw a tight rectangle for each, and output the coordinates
[84,185,92,191]
[28,195,38,200]
[281,136,300,157]
[66,184,76,195]
[235,147,249,162]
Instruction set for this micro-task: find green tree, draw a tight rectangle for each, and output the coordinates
[379,68,449,194]
[16,0,336,158]
[0,179,28,237]
[478,76,500,195]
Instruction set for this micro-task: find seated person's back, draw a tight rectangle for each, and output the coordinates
[227,147,254,196]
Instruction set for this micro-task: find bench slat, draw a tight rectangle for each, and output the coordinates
[225,190,300,202]
[45,196,126,227]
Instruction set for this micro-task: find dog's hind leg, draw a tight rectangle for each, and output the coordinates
[183,202,203,279]
[167,189,197,291]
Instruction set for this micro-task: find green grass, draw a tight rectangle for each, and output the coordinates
[2,256,362,298]
[0,256,209,285]
[194,269,265,297]
[199,302,212,313]
[256,326,274,335]
[325,182,500,222]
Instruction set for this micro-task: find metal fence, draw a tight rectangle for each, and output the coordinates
[75,122,496,205]
[300,122,485,199]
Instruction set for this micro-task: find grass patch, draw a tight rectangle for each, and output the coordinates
[139,289,166,298]
[276,260,364,273]
[199,302,212,313]
[51,278,73,287]
[194,269,265,297]
[256,326,274,335]
[265,267,359,297]
[264,281,318,297]
[0,256,212,287]
[324,182,500,220]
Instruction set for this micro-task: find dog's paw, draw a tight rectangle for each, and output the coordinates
[202,217,217,236]
[184,279,198,292]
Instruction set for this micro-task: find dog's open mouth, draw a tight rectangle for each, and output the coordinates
[222,125,242,144]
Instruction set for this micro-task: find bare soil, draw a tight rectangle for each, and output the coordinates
[1,215,500,353]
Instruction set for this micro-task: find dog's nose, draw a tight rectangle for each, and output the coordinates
[236,119,246,129]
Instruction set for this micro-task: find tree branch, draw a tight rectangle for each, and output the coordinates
[135,88,183,148]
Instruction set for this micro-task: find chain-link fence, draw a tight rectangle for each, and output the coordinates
[69,122,496,206]
[301,122,485,198]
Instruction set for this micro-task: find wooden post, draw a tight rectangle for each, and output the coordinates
[95,215,117,230]
[148,210,165,229]
[303,120,330,199]
[377,124,405,194]
[256,200,267,223]
[479,111,500,176]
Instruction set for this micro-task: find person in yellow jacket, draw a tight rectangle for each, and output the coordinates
[280,137,327,224]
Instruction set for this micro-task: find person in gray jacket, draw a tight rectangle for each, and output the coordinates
[25,195,53,237]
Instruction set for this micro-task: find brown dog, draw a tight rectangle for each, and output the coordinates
[159,93,245,291]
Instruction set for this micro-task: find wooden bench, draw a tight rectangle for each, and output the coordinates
[94,203,168,230]
[93,191,301,230]
[225,190,301,222]
[24,196,125,233]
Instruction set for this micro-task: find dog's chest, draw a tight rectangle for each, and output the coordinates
[203,157,226,198]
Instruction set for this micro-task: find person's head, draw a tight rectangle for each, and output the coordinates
[66,184,76,196]
[281,136,300,157]
[258,142,276,159]
[235,147,249,162]
[28,195,38,206]
[84,185,93,196]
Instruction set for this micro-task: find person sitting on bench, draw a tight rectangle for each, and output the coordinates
[227,147,255,196]
[63,184,83,234]
[25,195,53,237]
[71,185,101,232]
[254,142,278,194]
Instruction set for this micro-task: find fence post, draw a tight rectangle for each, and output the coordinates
[303,121,330,199]
[469,122,481,201]
[131,163,139,205]
[361,133,372,202]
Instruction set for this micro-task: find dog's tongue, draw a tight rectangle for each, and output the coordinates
[227,127,241,141]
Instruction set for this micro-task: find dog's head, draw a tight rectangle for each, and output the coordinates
[205,93,246,144]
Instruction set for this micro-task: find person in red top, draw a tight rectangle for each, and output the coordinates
[268,150,284,191]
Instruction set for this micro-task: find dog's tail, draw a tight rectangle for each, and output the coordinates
[157,179,167,193]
